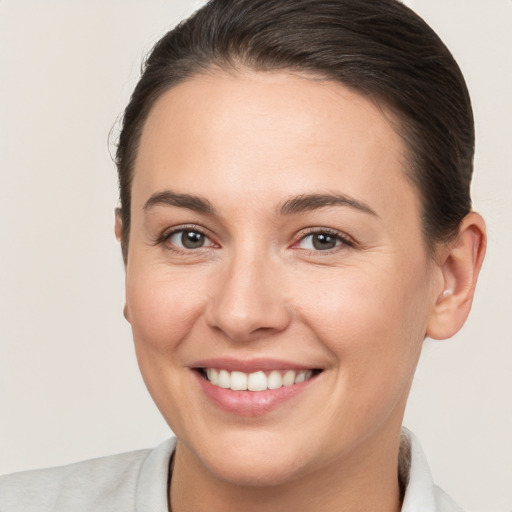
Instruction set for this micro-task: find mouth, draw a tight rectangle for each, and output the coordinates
[196,367,321,391]
[191,360,324,416]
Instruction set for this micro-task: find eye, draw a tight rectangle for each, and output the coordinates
[167,229,214,250]
[297,231,348,251]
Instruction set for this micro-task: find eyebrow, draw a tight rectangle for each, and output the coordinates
[144,190,215,215]
[279,193,378,217]
[143,190,377,218]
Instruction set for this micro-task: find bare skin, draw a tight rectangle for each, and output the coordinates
[116,70,486,512]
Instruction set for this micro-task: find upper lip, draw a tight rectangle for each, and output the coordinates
[190,357,321,373]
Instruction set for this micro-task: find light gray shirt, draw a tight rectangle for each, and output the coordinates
[0,428,462,511]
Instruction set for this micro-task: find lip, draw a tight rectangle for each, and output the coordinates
[190,357,317,373]
[190,358,322,417]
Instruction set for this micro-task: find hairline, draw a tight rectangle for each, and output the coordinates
[119,64,441,261]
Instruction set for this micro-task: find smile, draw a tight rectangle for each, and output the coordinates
[192,359,324,416]
[202,368,315,391]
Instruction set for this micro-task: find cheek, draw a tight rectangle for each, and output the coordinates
[125,264,207,354]
[292,259,431,378]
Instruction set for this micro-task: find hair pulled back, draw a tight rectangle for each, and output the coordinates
[116,0,474,261]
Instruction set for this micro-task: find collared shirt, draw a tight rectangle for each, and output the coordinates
[0,429,462,511]
[400,428,462,512]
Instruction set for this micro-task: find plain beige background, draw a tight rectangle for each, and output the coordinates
[0,1,510,510]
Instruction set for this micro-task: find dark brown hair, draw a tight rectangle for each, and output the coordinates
[116,0,474,261]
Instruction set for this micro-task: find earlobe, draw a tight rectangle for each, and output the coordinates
[123,304,131,323]
[426,212,486,340]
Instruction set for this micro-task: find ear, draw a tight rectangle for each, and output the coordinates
[114,208,131,322]
[426,212,486,340]
[114,208,123,242]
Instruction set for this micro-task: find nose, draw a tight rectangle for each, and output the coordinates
[205,249,292,342]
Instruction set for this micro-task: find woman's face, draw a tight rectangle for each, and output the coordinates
[123,70,442,485]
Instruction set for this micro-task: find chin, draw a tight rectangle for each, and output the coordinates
[206,453,305,487]
[187,429,314,487]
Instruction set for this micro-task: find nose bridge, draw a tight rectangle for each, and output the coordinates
[206,242,290,341]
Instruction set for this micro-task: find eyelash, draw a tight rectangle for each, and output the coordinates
[154,225,216,254]
[154,226,354,254]
[293,228,354,253]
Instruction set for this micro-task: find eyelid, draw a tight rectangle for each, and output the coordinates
[292,227,355,251]
[154,224,218,250]
[152,224,354,253]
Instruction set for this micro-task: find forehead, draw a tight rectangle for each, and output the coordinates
[131,70,418,224]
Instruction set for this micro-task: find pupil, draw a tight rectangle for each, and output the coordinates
[313,233,336,250]
[182,231,204,249]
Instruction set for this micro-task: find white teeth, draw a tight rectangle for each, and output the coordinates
[294,370,313,383]
[209,368,218,385]
[203,368,316,391]
[267,370,282,389]
[248,371,267,391]
[218,369,230,389]
[230,371,248,391]
[295,371,306,383]
[282,370,295,386]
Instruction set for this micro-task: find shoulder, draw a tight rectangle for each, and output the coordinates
[0,439,175,512]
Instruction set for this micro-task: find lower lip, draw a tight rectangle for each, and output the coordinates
[194,371,317,417]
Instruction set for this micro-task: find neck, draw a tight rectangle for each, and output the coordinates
[169,426,403,512]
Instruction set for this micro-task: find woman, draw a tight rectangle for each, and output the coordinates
[0,0,486,510]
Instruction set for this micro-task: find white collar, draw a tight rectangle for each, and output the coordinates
[134,430,462,512]
[400,427,463,511]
